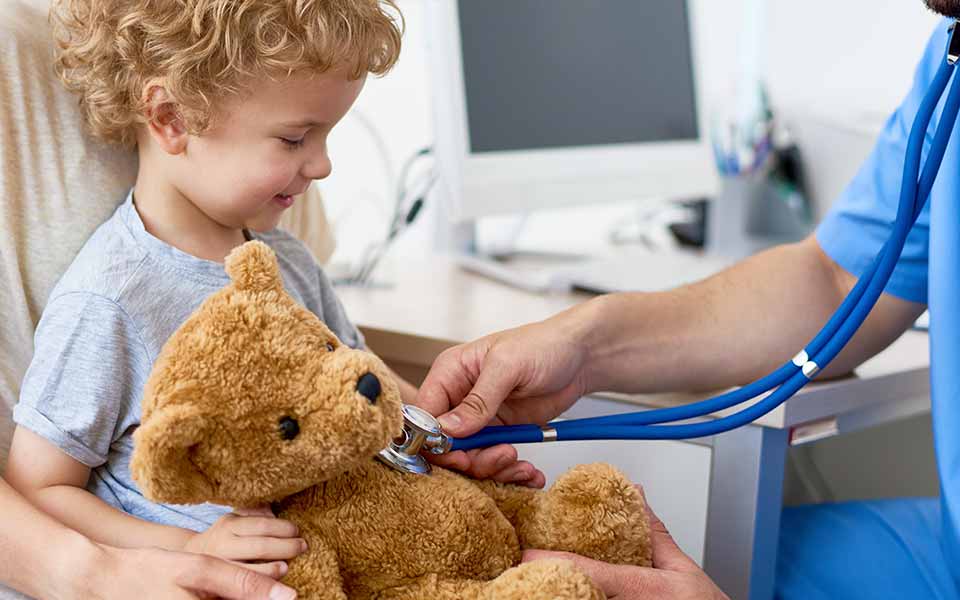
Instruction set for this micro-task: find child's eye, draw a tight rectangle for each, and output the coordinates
[279,137,305,149]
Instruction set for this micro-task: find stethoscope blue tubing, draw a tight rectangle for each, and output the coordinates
[450,48,960,452]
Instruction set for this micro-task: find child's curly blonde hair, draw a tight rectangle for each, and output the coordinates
[51,0,403,147]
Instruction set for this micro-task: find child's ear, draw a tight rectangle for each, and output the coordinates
[131,403,216,505]
[142,82,188,155]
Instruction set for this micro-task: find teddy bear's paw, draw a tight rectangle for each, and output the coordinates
[481,560,603,600]
[529,463,652,566]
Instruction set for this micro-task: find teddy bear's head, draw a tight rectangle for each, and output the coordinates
[131,241,403,507]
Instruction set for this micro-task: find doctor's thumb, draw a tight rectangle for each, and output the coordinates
[437,370,513,437]
[522,549,644,598]
[437,398,492,437]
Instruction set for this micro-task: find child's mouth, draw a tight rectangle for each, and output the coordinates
[272,194,295,208]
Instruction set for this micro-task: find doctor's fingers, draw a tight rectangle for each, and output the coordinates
[521,549,726,600]
[418,338,527,435]
[490,460,547,488]
[425,445,545,487]
[635,486,700,574]
[426,443,509,472]
[435,360,524,437]
[521,549,667,599]
[415,342,487,414]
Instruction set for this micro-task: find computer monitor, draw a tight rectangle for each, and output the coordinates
[426,0,718,223]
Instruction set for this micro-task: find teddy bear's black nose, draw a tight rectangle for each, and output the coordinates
[278,416,300,441]
[356,372,381,404]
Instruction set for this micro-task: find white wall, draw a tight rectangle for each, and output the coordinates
[316,0,433,271]
[319,1,942,268]
[755,2,939,217]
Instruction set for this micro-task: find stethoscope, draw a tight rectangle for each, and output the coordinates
[378,21,960,476]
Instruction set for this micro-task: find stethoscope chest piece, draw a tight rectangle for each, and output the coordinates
[376,404,452,475]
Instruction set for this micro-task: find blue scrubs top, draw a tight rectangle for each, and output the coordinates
[777,19,960,599]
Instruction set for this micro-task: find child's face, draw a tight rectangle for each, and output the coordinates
[172,68,365,232]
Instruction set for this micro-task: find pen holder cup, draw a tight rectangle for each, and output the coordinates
[707,172,812,259]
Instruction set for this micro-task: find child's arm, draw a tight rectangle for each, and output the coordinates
[6,426,306,563]
[6,427,189,550]
[10,292,305,563]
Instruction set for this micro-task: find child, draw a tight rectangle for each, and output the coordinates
[3,0,412,572]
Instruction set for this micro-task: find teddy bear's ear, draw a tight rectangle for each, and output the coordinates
[224,240,283,292]
[131,403,216,505]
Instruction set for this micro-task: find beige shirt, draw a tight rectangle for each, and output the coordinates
[0,1,139,470]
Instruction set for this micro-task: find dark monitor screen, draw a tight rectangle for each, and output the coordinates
[457,0,699,154]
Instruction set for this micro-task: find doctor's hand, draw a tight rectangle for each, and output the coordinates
[414,310,593,487]
[522,487,729,600]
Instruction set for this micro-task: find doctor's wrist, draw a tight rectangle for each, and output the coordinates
[574,292,653,394]
[565,293,626,394]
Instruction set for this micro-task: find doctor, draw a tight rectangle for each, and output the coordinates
[415,3,960,598]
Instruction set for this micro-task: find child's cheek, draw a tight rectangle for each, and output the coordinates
[240,160,288,200]
[261,155,300,190]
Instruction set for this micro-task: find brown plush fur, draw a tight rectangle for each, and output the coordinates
[131,241,652,599]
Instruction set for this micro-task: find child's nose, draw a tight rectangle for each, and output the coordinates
[302,153,332,181]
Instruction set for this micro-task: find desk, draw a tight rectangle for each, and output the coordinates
[336,255,931,600]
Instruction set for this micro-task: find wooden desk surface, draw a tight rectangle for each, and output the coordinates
[337,255,931,430]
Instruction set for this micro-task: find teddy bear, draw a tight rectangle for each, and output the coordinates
[130,240,652,599]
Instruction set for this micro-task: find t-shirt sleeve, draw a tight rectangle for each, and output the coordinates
[13,292,151,467]
[814,20,951,305]
[316,268,366,350]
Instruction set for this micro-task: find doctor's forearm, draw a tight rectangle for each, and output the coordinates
[577,236,923,394]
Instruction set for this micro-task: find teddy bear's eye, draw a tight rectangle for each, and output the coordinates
[325,342,335,352]
[278,416,300,441]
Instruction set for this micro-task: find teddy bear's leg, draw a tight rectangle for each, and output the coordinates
[476,463,652,567]
[375,561,602,600]
[479,560,603,600]
[281,531,348,600]
[373,574,487,600]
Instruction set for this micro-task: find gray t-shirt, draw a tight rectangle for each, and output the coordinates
[13,192,364,532]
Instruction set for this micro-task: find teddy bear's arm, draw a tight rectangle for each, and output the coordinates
[282,531,347,599]
[471,479,540,529]
[475,465,653,567]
